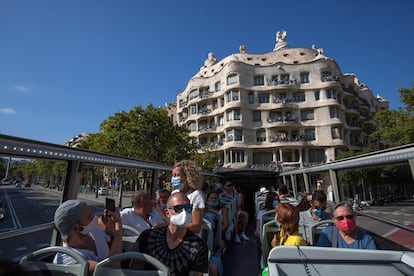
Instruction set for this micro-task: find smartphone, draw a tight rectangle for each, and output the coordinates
[105,197,116,213]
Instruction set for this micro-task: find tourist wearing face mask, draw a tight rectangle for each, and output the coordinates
[53,200,123,275]
[171,160,205,236]
[131,192,208,276]
[317,201,376,249]
[299,190,332,244]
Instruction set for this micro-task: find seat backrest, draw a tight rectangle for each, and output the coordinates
[310,219,334,245]
[267,246,414,276]
[259,210,275,233]
[93,251,169,276]
[122,224,141,251]
[201,218,214,258]
[260,220,279,269]
[19,246,88,276]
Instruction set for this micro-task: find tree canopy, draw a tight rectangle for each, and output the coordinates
[79,104,198,165]
[371,83,414,148]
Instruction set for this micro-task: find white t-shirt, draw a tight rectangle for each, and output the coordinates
[185,189,205,210]
[53,227,109,264]
[121,207,165,235]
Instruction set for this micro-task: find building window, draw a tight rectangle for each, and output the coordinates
[227,129,243,142]
[309,149,326,163]
[214,81,221,92]
[227,150,245,163]
[188,122,196,131]
[218,115,224,126]
[329,106,339,118]
[314,91,320,101]
[321,71,332,82]
[253,111,261,122]
[199,137,208,146]
[256,129,266,142]
[292,92,305,102]
[331,127,341,139]
[301,109,314,121]
[189,89,199,101]
[227,90,239,102]
[248,92,255,104]
[213,99,218,110]
[254,75,265,86]
[300,72,309,83]
[327,88,337,99]
[253,152,273,165]
[227,74,238,85]
[258,93,270,103]
[280,74,290,84]
[227,109,241,121]
[305,128,316,141]
[190,105,197,114]
[270,75,278,85]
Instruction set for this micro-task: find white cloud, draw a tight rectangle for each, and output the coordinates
[14,85,30,92]
[0,107,16,115]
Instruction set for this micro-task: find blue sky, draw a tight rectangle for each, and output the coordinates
[0,0,413,145]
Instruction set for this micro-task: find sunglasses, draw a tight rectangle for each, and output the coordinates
[169,203,193,213]
[335,215,354,221]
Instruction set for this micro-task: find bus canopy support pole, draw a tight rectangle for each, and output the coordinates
[409,159,414,180]
[290,175,297,198]
[303,172,310,194]
[62,160,83,202]
[329,169,340,203]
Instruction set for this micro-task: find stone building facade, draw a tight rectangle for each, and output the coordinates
[175,31,388,174]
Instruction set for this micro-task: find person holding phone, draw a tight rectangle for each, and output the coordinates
[53,200,123,275]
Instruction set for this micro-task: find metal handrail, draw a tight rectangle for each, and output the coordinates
[0,222,54,241]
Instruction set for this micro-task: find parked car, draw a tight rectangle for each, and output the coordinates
[98,187,108,195]
[0,201,5,219]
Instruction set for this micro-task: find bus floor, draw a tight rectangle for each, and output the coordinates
[222,221,262,276]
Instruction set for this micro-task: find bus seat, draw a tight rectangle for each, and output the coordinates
[267,246,414,276]
[259,210,275,233]
[19,246,88,276]
[201,218,214,258]
[122,225,142,251]
[93,252,169,276]
[310,219,334,245]
[260,220,279,269]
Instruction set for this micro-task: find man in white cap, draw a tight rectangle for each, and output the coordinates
[53,200,123,275]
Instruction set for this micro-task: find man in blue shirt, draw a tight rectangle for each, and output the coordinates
[317,201,376,249]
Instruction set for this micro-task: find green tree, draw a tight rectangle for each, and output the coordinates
[79,104,197,164]
[371,84,414,148]
[192,147,218,172]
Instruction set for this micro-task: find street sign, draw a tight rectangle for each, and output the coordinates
[111,178,116,186]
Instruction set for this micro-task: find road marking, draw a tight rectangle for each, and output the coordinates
[16,246,28,252]
[3,188,22,228]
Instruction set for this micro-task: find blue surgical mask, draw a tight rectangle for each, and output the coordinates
[208,201,219,208]
[162,203,167,210]
[171,177,184,190]
[272,200,279,208]
[314,209,324,217]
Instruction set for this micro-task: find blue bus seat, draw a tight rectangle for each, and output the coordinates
[267,246,414,276]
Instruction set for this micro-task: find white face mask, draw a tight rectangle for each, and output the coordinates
[78,215,98,235]
[170,210,192,228]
